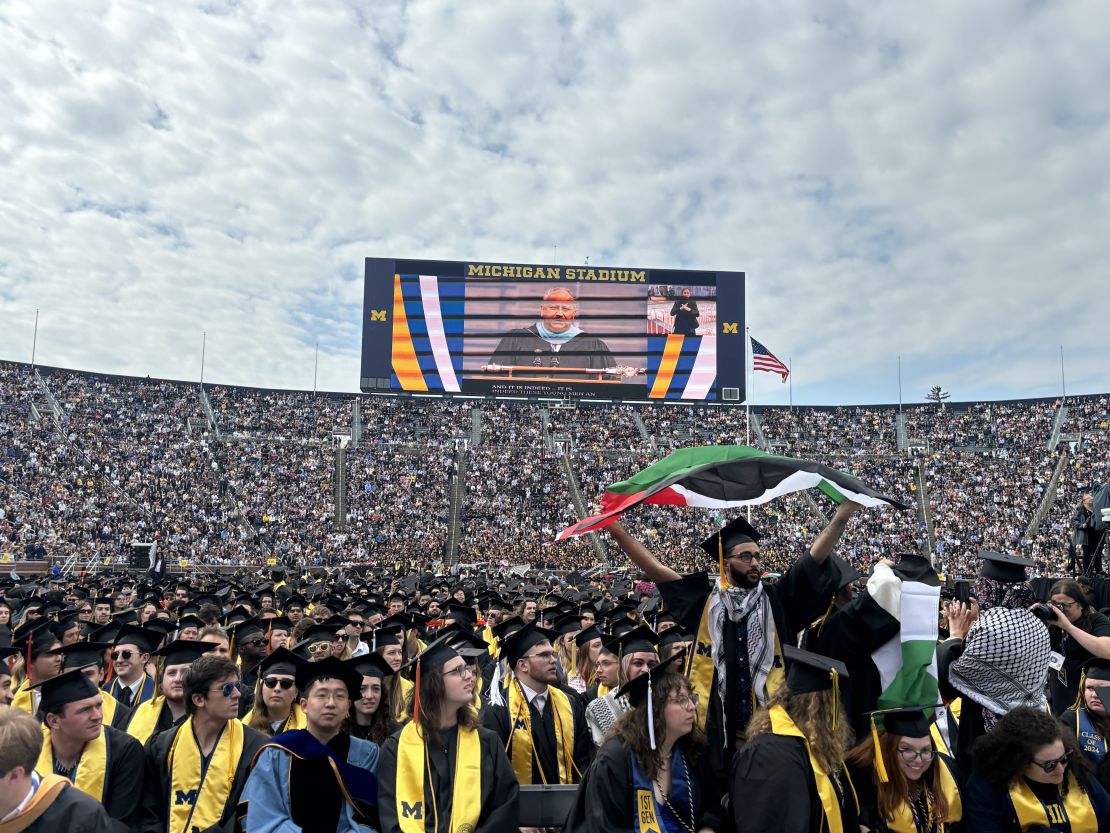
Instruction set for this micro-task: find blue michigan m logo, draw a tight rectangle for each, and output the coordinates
[401,801,423,820]
[175,789,199,806]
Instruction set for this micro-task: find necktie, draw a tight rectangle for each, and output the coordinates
[118,685,132,708]
[533,695,547,714]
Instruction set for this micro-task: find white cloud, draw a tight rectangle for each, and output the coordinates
[0,0,1106,401]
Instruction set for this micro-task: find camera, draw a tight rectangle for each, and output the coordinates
[1032,603,1057,622]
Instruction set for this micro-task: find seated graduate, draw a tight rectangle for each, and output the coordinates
[125,640,216,745]
[347,653,402,745]
[103,625,158,710]
[377,634,520,833]
[480,620,593,785]
[585,627,660,746]
[0,708,123,833]
[32,667,145,828]
[730,646,860,833]
[242,647,308,736]
[1063,658,1110,792]
[966,706,1110,833]
[10,618,64,715]
[243,656,380,833]
[56,642,132,731]
[564,651,724,833]
[569,624,602,701]
[136,654,266,833]
[844,706,964,833]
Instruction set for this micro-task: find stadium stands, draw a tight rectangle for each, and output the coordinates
[1,360,1106,578]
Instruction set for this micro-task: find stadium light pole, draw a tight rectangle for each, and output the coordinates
[1060,344,1067,403]
[897,355,903,417]
[313,342,319,393]
[31,308,39,368]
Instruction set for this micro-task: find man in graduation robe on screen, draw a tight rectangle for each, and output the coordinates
[487,287,619,372]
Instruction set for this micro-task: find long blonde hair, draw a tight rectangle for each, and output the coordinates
[745,685,853,775]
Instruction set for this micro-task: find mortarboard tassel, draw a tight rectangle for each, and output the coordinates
[830,669,840,732]
[647,681,657,751]
[871,714,889,783]
[413,656,422,727]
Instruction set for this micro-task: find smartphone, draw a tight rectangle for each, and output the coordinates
[955,581,971,606]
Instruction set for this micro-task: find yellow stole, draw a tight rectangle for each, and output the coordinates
[482,626,497,656]
[887,756,962,833]
[0,773,70,833]
[36,726,109,802]
[394,676,414,722]
[1010,774,1096,832]
[505,679,576,785]
[770,705,854,833]
[167,717,245,833]
[597,684,611,698]
[11,679,35,715]
[395,721,481,833]
[100,691,119,727]
[241,703,308,732]
[128,696,169,746]
[689,596,785,728]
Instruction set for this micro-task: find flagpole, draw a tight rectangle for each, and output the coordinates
[31,309,39,368]
[898,355,903,417]
[1060,344,1067,403]
[200,331,206,386]
[788,357,793,410]
[313,342,319,393]
[745,327,752,524]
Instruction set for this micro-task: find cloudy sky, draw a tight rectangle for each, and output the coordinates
[2,0,1107,406]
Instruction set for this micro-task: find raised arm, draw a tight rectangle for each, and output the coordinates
[808,500,863,564]
[606,522,681,584]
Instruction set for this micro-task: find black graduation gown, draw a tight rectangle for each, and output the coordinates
[20,781,128,833]
[659,555,836,771]
[376,724,520,833]
[563,737,724,833]
[489,327,616,370]
[107,698,133,731]
[136,720,267,833]
[936,638,985,777]
[98,726,146,827]
[237,661,261,719]
[480,688,594,784]
[849,755,965,833]
[731,734,858,833]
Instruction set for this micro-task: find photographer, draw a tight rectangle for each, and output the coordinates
[1072,493,1102,575]
[1032,579,1110,715]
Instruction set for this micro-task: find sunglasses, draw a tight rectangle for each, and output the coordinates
[111,650,136,661]
[263,677,295,690]
[309,642,333,653]
[1031,751,1074,773]
[240,638,266,648]
[209,682,242,697]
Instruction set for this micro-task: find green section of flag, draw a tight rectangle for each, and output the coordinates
[605,445,767,495]
[877,639,939,712]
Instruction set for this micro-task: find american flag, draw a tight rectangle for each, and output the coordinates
[750,336,790,382]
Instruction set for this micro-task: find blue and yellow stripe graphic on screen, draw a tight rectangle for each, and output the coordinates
[391,274,428,391]
[649,335,685,398]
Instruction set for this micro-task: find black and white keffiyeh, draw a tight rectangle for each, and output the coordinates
[708,578,777,713]
[949,606,1051,723]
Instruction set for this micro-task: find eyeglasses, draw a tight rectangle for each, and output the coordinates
[524,650,556,662]
[209,682,242,697]
[111,650,135,661]
[728,551,761,563]
[263,677,295,690]
[668,693,700,708]
[241,638,266,648]
[1030,751,1073,773]
[308,642,333,654]
[443,665,476,679]
[1052,600,1078,610]
[897,747,935,763]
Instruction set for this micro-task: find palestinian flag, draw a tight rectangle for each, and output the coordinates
[557,445,909,540]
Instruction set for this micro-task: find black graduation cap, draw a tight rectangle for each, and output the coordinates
[552,612,582,636]
[263,615,294,633]
[575,624,603,647]
[58,641,111,670]
[175,614,206,632]
[228,617,265,643]
[658,629,691,647]
[977,551,1035,584]
[114,624,160,655]
[87,622,124,644]
[701,516,761,558]
[409,632,461,672]
[500,622,558,667]
[1085,658,1110,682]
[483,595,512,612]
[784,645,849,694]
[491,616,525,641]
[829,554,862,590]
[283,593,308,610]
[295,656,363,699]
[0,646,21,666]
[300,622,344,646]
[260,647,303,678]
[867,706,936,739]
[142,619,177,642]
[30,667,101,714]
[347,653,395,680]
[443,603,477,628]
[614,649,687,708]
[151,639,219,667]
[608,625,659,657]
[368,624,404,652]
[442,627,490,659]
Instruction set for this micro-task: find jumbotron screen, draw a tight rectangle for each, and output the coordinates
[360,257,745,403]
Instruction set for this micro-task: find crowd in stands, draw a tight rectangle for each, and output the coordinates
[1,360,1107,579]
